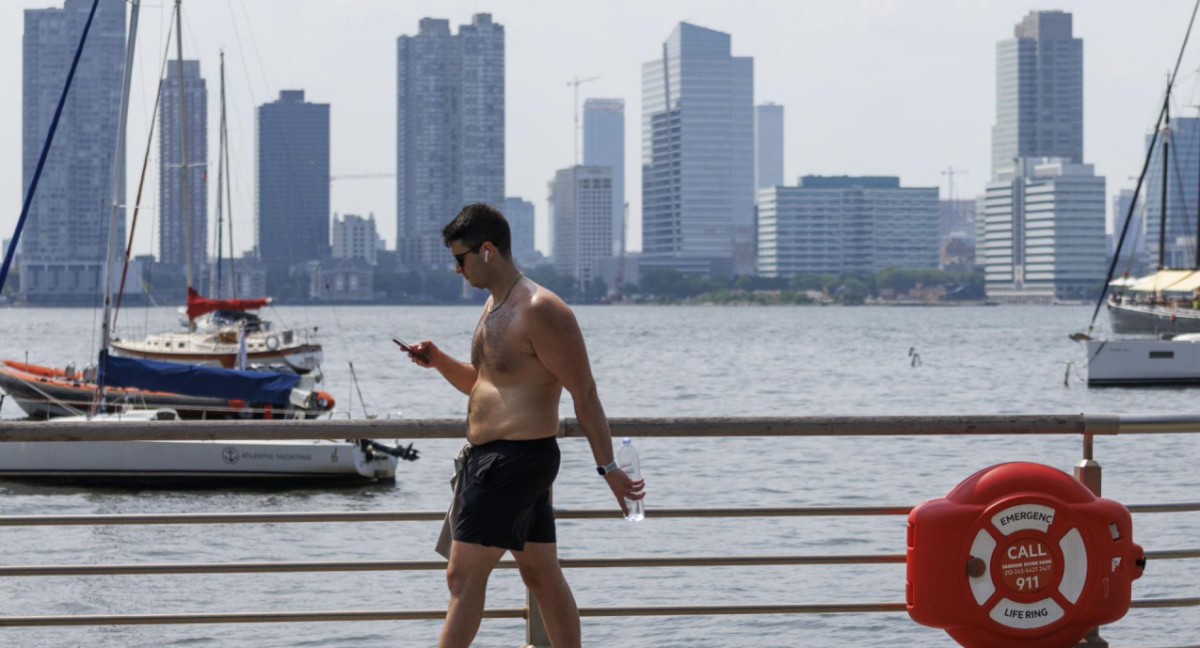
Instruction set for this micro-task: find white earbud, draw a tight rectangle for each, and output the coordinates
[484,250,491,262]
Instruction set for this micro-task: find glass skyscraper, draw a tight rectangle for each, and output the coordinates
[991,11,1083,179]
[755,103,784,192]
[583,98,625,257]
[396,14,504,270]
[159,60,207,275]
[1144,117,1200,269]
[20,0,126,303]
[641,22,754,277]
[502,197,536,265]
[256,90,330,281]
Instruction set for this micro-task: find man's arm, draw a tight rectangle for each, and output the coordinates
[410,340,477,396]
[528,297,645,513]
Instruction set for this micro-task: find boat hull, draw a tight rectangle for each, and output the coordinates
[1106,299,1200,334]
[109,339,323,374]
[0,362,321,420]
[1086,338,1200,385]
[0,439,398,485]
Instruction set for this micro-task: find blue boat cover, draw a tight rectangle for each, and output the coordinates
[101,352,300,404]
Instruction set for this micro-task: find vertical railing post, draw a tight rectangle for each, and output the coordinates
[1073,424,1110,647]
[520,484,551,648]
[1074,433,1102,497]
[522,588,550,648]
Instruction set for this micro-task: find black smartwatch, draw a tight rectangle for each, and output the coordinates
[596,461,619,476]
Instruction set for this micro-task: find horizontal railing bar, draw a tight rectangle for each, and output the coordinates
[3,413,1200,444]
[9,548,1199,578]
[0,414,1102,442]
[3,501,1196,527]
[1131,596,1200,608]
[3,597,1198,627]
[578,603,909,616]
[0,511,445,526]
[0,554,910,577]
[562,506,916,518]
[0,608,505,627]
[1114,415,1200,434]
[1147,549,1200,560]
[1128,503,1200,514]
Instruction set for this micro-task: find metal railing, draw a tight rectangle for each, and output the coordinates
[0,414,1197,647]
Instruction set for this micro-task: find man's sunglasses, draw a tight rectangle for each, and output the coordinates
[453,243,484,268]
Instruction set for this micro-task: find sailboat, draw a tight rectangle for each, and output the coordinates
[1102,99,1200,335]
[1080,15,1200,385]
[108,288,324,373]
[0,0,414,482]
[107,46,322,373]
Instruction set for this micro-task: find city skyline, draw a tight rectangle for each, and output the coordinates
[2,0,1197,264]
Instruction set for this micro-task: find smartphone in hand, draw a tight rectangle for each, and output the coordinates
[393,337,431,364]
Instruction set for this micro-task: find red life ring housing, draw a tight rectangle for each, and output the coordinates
[907,462,1144,648]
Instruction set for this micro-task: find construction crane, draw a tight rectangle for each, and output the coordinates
[567,74,600,165]
[941,166,968,202]
[941,166,970,236]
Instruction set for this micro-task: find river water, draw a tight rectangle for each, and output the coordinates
[0,304,1196,647]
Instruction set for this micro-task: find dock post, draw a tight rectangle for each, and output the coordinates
[1073,432,1108,647]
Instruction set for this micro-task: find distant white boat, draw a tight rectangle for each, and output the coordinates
[1085,335,1200,386]
[0,408,404,484]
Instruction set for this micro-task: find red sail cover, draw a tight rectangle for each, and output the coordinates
[186,287,270,320]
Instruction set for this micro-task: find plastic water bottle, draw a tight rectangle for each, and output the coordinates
[617,437,644,521]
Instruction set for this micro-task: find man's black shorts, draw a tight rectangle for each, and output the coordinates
[453,436,560,551]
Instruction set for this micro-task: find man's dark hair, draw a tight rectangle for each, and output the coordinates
[442,203,512,259]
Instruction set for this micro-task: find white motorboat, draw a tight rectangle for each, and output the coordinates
[1085,334,1200,386]
[0,408,406,484]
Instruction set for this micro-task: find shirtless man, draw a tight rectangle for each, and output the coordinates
[404,203,645,648]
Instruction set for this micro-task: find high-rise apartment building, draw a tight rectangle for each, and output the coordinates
[982,158,1106,302]
[756,176,939,277]
[397,14,504,270]
[642,22,754,276]
[1110,188,1145,270]
[503,197,536,265]
[991,11,1083,178]
[1144,117,1200,269]
[755,103,784,192]
[256,90,330,281]
[159,60,207,274]
[20,0,126,303]
[551,166,613,289]
[583,98,625,256]
[332,213,380,267]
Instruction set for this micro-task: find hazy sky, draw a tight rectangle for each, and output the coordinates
[2,0,1198,260]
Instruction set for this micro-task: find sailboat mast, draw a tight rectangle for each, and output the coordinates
[1160,90,1171,270]
[213,51,225,298]
[173,0,194,331]
[100,0,140,364]
[222,55,237,299]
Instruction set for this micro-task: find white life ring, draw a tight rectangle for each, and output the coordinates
[265,334,280,351]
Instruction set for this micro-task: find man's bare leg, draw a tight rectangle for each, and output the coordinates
[439,540,506,648]
[511,541,580,648]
